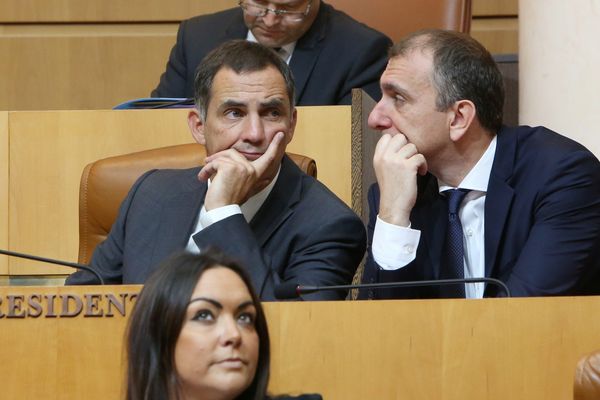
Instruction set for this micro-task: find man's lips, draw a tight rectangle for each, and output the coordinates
[255,26,284,37]
[238,151,264,161]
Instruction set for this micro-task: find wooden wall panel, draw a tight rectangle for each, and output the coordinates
[471,18,519,54]
[0,112,7,274]
[472,0,518,16]
[0,24,178,111]
[471,0,518,54]
[0,0,238,22]
[7,107,351,275]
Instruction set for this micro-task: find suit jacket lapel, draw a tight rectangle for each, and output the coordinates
[250,156,301,246]
[224,9,248,39]
[485,128,516,277]
[151,171,206,264]
[289,4,328,103]
[418,194,447,279]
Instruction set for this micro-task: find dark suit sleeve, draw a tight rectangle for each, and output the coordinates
[65,170,157,285]
[502,151,600,296]
[192,211,366,301]
[151,20,189,97]
[336,34,391,105]
[281,212,366,300]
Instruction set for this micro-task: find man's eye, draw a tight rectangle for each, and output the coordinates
[225,109,243,119]
[192,309,214,321]
[265,109,282,119]
[394,95,406,105]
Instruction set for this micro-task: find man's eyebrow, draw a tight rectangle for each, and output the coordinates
[221,99,247,108]
[381,82,412,100]
[260,98,285,108]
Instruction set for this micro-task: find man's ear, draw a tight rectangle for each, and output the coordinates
[188,109,206,145]
[448,100,476,142]
[286,107,297,144]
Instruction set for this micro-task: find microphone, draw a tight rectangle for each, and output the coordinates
[0,248,104,285]
[274,277,511,299]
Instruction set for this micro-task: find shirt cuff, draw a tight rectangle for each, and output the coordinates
[372,215,421,270]
[199,204,242,229]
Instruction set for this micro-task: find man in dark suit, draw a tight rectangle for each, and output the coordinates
[152,0,392,105]
[67,40,366,300]
[359,29,600,299]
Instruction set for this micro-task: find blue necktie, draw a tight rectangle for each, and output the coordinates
[441,189,470,298]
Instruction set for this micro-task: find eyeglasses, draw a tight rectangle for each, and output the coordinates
[239,0,312,23]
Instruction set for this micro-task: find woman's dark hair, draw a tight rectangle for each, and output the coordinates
[125,249,270,400]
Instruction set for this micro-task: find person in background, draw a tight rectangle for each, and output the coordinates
[126,249,322,400]
[152,0,391,105]
[360,29,600,299]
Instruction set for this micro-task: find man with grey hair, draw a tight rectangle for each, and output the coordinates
[360,29,600,299]
[67,40,366,300]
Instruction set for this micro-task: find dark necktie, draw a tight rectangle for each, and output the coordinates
[440,189,470,298]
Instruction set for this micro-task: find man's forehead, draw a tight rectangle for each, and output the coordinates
[211,66,288,101]
[382,51,433,86]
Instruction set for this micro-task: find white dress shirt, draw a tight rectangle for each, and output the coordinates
[247,31,296,64]
[186,167,281,253]
[372,136,497,298]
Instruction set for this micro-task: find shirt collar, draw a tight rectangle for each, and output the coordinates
[438,135,497,194]
[246,30,296,64]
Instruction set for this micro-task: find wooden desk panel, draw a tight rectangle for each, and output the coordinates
[2,288,599,400]
[0,112,8,274]
[7,107,351,275]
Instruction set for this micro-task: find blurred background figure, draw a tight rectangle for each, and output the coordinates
[152,0,392,105]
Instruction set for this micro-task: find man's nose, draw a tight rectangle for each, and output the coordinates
[261,9,280,27]
[242,114,267,144]
[368,100,392,131]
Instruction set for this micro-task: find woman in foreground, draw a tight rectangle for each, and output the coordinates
[126,250,319,400]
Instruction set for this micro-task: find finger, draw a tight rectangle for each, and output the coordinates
[374,133,391,161]
[386,133,410,153]
[198,162,217,181]
[198,158,233,182]
[252,131,285,176]
[410,153,428,176]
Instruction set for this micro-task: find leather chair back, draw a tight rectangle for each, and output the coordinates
[575,350,600,400]
[326,0,472,41]
[78,143,317,264]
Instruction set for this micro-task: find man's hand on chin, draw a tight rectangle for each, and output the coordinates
[374,133,428,227]
[198,132,286,210]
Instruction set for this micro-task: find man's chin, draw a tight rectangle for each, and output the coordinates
[252,30,288,48]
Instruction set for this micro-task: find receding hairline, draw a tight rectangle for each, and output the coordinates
[206,65,294,110]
